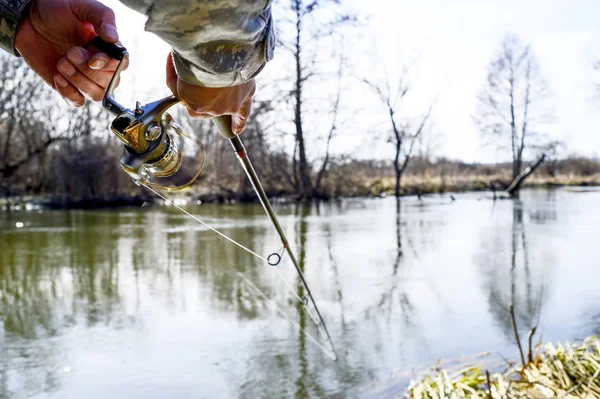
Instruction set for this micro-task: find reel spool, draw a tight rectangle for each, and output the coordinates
[93,37,205,192]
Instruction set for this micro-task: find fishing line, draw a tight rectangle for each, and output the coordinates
[145,185,268,261]
[143,185,328,345]
[238,272,337,361]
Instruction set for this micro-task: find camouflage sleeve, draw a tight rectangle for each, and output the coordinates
[0,0,31,56]
[120,0,275,88]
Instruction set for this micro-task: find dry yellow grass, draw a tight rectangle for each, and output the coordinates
[353,173,600,197]
[406,336,600,399]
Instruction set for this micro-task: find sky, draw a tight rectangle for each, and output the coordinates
[103,0,600,163]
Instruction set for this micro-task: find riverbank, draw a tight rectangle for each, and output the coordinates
[2,174,599,210]
[402,336,600,398]
[0,195,153,211]
[358,173,600,197]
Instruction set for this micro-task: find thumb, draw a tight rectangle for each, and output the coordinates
[231,80,256,135]
[71,0,119,42]
[231,99,252,135]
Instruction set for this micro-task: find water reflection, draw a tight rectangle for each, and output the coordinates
[2,190,599,398]
[371,199,418,338]
[294,203,319,398]
[0,208,276,398]
[1,212,128,397]
[237,202,366,398]
[477,199,551,345]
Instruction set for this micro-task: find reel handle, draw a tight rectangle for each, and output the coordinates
[90,37,127,61]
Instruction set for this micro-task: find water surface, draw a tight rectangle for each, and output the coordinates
[2,188,600,398]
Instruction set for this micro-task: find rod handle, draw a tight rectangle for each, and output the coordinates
[212,115,236,139]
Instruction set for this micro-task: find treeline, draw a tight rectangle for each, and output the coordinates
[1,0,600,207]
[3,107,598,207]
[0,46,597,208]
[310,155,600,197]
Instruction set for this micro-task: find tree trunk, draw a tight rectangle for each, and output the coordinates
[514,155,522,181]
[314,50,343,198]
[509,70,520,180]
[394,141,402,197]
[294,0,313,200]
[506,153,546,196]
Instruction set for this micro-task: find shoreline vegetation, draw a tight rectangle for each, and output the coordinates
[2,171,599,210]
[401,335,600,399]
[362,305,600,398]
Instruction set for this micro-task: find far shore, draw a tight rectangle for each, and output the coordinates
[1,174,599,211]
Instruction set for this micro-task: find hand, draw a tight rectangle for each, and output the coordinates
[165,53,256,135]
[15,0,124,106]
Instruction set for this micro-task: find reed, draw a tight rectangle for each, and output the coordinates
[407,336,600,398]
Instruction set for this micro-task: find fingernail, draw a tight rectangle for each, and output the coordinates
[55,74,68,88]
[89,59,106,69]
[58,60,76,77]
[102,24,119,41]
[68,48,85,65]
[62,97,81,108]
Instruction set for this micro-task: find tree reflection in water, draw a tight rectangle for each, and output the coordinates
[0,211,127,397]
[2,193,568,398]
[478,199,555,350]
[236,202,365,398]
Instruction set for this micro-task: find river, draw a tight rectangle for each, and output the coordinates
[1,188,600,398]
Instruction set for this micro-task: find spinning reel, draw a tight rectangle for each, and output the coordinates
[92,37,206,191]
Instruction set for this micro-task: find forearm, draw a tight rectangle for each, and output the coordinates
[0,0,32,55]
[121,0,275,87]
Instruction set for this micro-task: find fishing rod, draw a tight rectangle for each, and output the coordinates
[92,38,337,360]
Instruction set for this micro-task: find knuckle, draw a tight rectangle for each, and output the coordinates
[184,101,211,115]
[103,8,116,21]
[237,110,249,121]
[186,109,211,119]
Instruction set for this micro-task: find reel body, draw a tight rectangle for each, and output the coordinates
[93,37,203,191]
[110,97,186,182]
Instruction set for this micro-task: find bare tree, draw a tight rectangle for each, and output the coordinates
[46,103,126,200]
[0,52,144,204]
[313,47,345,198]
[475,35,551,181]
[0,54,73,199]
[363,72,433,197]
[274,0,354,200]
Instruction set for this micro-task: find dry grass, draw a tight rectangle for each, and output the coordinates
[406,336,600,399]
[356,173,600,197]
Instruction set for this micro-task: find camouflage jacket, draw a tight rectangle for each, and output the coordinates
[0,0,274,87]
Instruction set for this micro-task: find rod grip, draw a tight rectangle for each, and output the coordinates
[211,115,236,139]
[90,37,128,60]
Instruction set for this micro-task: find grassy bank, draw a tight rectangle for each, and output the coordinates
[331,173,600,198]
[2,173,599,210]
[405,336,600,398]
